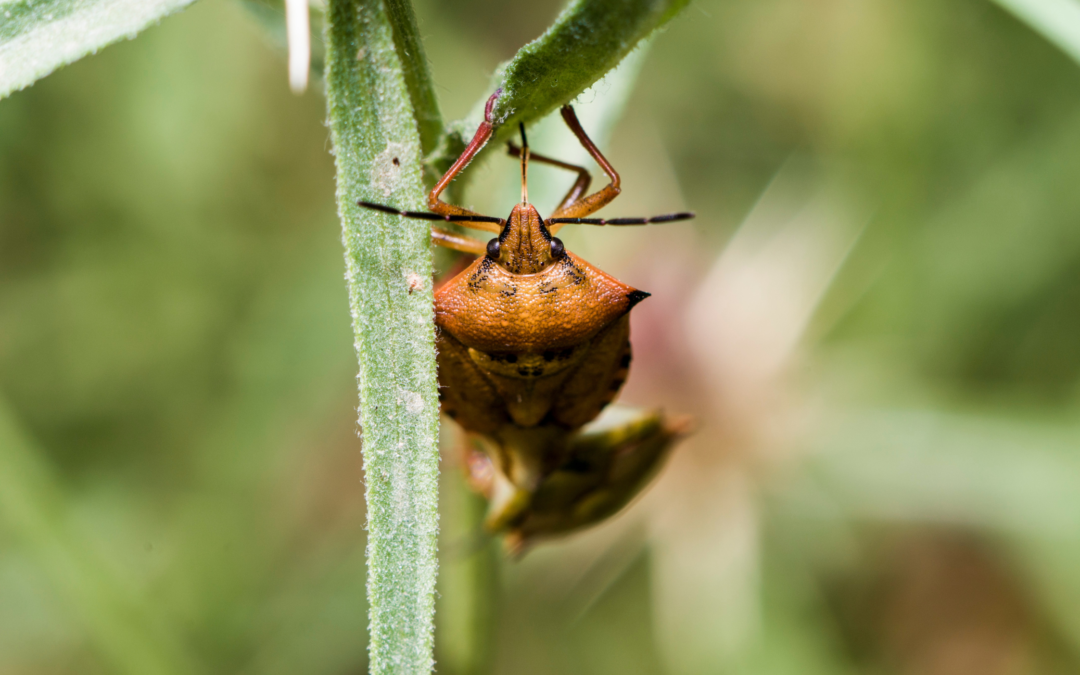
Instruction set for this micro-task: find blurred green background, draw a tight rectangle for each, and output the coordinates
[4,0,1080,673]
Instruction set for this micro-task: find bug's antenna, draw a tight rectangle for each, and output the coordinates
[547,212,696,226]
[519,122,529,205]
[357,200,505,226]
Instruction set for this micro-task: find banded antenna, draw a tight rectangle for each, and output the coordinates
[357,200,505,226]
[547,212,695,226]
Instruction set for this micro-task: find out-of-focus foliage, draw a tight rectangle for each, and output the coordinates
[990,0,1080,66]
[4,0,1080,674]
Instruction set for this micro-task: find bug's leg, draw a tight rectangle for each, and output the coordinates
[545,105,623,234]
[507,142,593,214]
[431,227,488,255]
[427,91,503,233]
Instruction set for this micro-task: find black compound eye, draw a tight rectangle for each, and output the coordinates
[550,237,565,258]
[486,238,501,258]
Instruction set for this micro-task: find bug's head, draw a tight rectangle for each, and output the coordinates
[487,204,564,274]
[484,122,566,274]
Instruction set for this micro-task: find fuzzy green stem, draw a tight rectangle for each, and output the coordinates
[324,0,441,673]
[383,0,443,159]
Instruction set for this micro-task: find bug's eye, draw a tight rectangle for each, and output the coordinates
[486,238,501,259]
[550,237,565,259]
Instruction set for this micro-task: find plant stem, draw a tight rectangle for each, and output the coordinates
[324,0,441,673]
[462,491,500,675]
[383,0,444,159]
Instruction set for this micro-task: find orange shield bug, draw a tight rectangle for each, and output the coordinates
[359,92,694,551]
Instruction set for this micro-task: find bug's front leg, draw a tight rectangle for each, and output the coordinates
[546,105,623,233]
[507,142,593,215]
[426,91,503,233]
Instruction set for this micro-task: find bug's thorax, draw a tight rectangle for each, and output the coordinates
[494,203,556,275]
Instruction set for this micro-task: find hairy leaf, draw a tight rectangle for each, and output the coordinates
[489,0,688,131]
[0,0,197,100]
[434,0,689,174]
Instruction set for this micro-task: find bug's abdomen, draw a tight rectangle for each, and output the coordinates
[435,328,508,435]
[547,315,631,430]
[436,316,632,431]
[465,342,589,380]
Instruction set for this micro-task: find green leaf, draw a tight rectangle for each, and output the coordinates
[0,0,198,100]
[489,0,688,128]
[989,0,1080,67]
[524,42,652,211]
[323,0,441,673]
[433,0,690,174]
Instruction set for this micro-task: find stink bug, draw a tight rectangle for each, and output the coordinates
[359,92,693,551]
